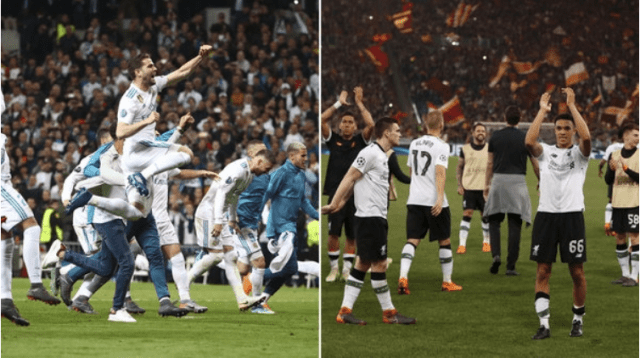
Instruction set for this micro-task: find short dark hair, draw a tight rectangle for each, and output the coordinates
[255,149,276,164]
[619,121,639,138]
[374,117,397,139]
[129,53,152,79]
[472,122,486,131]
[109,122,118,140]
[504,106,520,125]
[340,111,356,121]
[553,113,574,125]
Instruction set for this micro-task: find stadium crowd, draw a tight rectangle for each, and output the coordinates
[1,0,320,267]
[322,0,638,147]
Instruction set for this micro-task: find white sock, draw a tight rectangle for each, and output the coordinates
[399,243,415,279]
[341,272,364,310]
[223,251,247,303]
[60,262,76,275]
[459,219,470,247]
[140,152,191,180]
[535,295,550,329]
[371,276,394,311]
[251,268,265,297]
[605,203,613,224]
[342,253,355,273]
[1,239,14,299]
[170,253,190,301]
[89,196,143,220]
[73,273,95,300]
[328,250,340,269]
[482,222,490,243]
[631,246,639,281]
[188,252,222,282]
[440,246,453,283]
[616,246,631,278]
[23,226,42,284]
[297,261,319,277]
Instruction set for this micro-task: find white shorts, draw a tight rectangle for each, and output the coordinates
[195,217,234,250]
[156,220,179,246]
[1,183,34,232]
[123,140,181,173]
[125,185,153,217]
[234,227,264,265]
[74,225,102,254]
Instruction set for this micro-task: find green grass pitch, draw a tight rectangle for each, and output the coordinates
[321,154,639,358]
[2,279,318,357]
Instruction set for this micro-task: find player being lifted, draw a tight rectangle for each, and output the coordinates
[188,150,275,310]
[117,45,212,206]
[321,87,375,282]
[604,122,639,286]
[456,122,491,254]
[525,88,590,340]
[398,111,462,295]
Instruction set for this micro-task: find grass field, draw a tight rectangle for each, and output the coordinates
[321,154,639,358]
[2,279,318,358]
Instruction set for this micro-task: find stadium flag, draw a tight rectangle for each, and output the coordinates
[447,3,478,28]
[489,55,510,88]
[602,75,616,92]
[426,102,438,112]
[511,61,543,75]
[544,46,562,67]
[564,62,589,86]
[439,96,465,125]
[388,2,414,34]
[364,45,389,73]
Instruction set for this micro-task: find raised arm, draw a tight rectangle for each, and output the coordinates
[166,45,213,85]
[354,86,375,142]
[564,87,591,157]
[321,166,363,214]
[321,90,349,140]
[525,92,551,158]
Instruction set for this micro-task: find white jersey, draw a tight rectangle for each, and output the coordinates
[406,135,449,207]
[63,155,95,226]
[91,146,129,224]
[118,76,168,158]
[604,142,624,160]
[196,158,254,224]
[1,133,11,182]
[352,143,389,218]
[151,168,180,223]
[536,143,589,213]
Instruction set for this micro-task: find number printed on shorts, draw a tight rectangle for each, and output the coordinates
[628,213,639,227]
[569,239,584,254]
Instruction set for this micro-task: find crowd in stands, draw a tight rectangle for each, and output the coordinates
[322,0,638,147]
[1,0,320,257]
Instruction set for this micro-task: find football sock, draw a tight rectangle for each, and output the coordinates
[343,252,355,273]
[188,252,223,282]
[459,216,471,247]
[297,261,319,277]
[86,274,110,296]
[73,273,96,300]
[572,305,585,324]
[1,239,14,300]
[616,244,631,278]
[88,196,143,220]
[223,250,247,303]
[23,226,42,284]
[141,152,191,180]
[328,250,340,269]
[251,268,265,296]
[341,268,366,310]
[399,242,416,279]
[371,272,394,311]
[605,203,613,224]
[481,221,490,243]
[170,253,190,301]
[535,292,550,329]
[631,245,639,281]
[439,245,453,282]
[60,261,76,275]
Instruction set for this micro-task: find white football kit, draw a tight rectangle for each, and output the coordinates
[407,135,450,207]
[1,133,36,232]
[536,143,589,213]
[352,143,390,219]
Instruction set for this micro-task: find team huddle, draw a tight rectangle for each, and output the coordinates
[1,45,319,325]
[322,87,639,339]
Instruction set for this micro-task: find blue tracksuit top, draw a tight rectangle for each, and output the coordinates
[237,173,270,230]
[262,159,319,237]
[83,142,113,177]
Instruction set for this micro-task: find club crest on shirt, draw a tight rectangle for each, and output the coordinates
[439,154,446,162]
[137,94,144,103]
[226,177,233,184]
[356,156,365,167]
[120,109,127,117]
[241,162,248,168]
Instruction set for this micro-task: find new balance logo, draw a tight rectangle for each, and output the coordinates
[532,245,539,256]
[576,253,583,258]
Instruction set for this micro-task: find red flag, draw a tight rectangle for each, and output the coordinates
[489,56,510,88]
[439,96,465,125]
[388,3,414,34]
[364,45,389,73]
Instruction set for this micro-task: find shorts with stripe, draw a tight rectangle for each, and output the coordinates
[195,217,234,250]
[74,224,102,253]
[156,220,180,246]
[1,184,34,231]
[234,227,264,265]
[612,207,639,233]
[406,205,451,242]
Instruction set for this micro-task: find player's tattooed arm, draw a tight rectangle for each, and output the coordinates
[483,152,493,201]
[456,156,465,195]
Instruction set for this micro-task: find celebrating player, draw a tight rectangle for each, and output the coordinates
[525,88,591,339]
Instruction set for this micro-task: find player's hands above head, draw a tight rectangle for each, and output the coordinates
[211,223,223,237]
[199,45,213,57]
[539,93,552,112]
[339,90,350,106]
[562,87,575,106]
[179,112,195,128]
[354,86,364,104]
[146,111,160,124]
